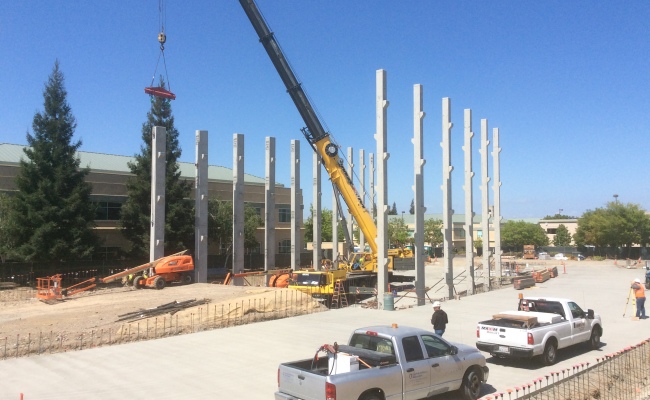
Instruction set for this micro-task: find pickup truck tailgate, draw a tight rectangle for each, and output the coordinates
[278,363,325,400]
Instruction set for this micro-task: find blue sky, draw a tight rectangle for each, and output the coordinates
[1,1,649,220]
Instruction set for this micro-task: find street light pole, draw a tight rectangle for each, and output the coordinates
[613,194,619,204]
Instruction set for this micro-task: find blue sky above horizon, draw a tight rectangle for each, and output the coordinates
[1,1,649,220]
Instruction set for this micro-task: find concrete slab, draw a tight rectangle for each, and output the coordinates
[1,260,647,399]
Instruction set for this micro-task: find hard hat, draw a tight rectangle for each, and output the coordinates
[433,301,441,308]
[634,278,641,283]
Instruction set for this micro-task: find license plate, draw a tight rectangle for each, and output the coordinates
[497,346,509,353]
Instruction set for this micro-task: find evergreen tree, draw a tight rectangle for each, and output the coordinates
[5,61,98,261]
[389,202,398,215]
[120,78,193,256]
[409,199,415,215]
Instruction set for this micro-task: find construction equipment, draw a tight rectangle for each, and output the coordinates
[35,251,194,300]
[523,245,536,259]
[239,0,415,281]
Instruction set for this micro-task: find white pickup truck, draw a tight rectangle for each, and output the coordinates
[275,324,489,400]
[476,297,603,365]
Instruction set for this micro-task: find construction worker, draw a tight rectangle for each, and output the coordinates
[631,278,646,319]
[430,301,449,336]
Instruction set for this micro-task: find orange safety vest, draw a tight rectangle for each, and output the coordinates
[634,284,646,298]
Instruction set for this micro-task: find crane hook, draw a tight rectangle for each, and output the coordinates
[158,32,166,51]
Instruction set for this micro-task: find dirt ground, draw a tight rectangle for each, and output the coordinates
[0,282,324,355]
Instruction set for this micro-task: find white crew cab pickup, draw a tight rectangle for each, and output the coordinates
[476,297,603,365]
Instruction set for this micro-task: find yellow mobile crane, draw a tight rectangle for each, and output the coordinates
[239,1,414,304]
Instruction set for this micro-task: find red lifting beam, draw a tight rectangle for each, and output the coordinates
[144,86,176,100]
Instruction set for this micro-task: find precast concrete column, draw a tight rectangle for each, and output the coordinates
[441,98,454,300]
[359,149,366,252]
[233,134,245,285]
[150,126,166,263]
[313,152,322,270]
[412,84,426,306]
[194,130,208,283]
[369,153,376,220]
[492,128,503,280]
[375,69,389,307]
[291,140,301,270]
[332,186,339,267]
[463,110,475,295]
[265,137,276,272]
[480,119,491,289]
[347,147,354,255]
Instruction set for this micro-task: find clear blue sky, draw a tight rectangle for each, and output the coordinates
[2,1,648,219]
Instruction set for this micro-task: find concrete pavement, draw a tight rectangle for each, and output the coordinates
[1,260,648,399]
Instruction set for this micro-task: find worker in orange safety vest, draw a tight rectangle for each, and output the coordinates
[631,278,646,319]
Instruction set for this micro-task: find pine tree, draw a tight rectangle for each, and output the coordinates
[120,78,193,256]
[6,61,98,261]
[409,199,415,215]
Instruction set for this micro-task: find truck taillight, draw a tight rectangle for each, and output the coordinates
[326,382,336,400]
[277,368,280,387]
[527,333,534,345]
[476,327,480,338]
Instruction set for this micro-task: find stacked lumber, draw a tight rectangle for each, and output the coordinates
[513,276,536,290]
[548,266,559,278]
[532,269,552,283]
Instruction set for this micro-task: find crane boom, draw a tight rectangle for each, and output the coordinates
[239,0,377,255]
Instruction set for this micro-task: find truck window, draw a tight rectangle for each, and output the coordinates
[568,302,585,319]
[421,334,450,358]
[349,334,394,355]
[401,336,424,362]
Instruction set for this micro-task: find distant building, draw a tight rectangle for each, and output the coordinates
[0,143,301,259]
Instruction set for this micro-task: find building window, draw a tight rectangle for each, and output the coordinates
[279,239,291,253]
[96,246,120,260]
[547,228,557,234]
[477,230,483,238]
[279,207,291,223]
[453,228,466,239]
[246,244,261,254]
[95,202,122,220]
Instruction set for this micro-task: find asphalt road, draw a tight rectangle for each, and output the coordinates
[1,260,648,400]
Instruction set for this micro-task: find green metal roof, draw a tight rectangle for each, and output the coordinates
[0,143,270,185]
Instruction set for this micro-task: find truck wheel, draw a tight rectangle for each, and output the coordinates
[541,341,557,365]
[459,368,482,400]
[182,274,193,285]
[588,328,601,350]
[154,276,166,290]
[132,276,143,290]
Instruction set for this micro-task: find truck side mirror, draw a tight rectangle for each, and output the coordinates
[449,345,458,356]
[587,309,594,319]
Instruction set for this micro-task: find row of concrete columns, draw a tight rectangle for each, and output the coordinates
[150,70,504,300]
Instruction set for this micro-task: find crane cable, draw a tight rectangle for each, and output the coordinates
[148,0,173,95]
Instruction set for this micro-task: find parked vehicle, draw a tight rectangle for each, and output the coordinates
[476,297,603,365]
[554,253,568,261]
[275,325,489,400]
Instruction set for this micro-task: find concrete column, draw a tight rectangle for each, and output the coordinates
[463,111,475,295]
[412,84,426,306]
[480,119,491,289]
[313,152,322,270]
[194,130,208,283]
[369,153,376,221]
[492,128,503,279]
[150,126,166,263]
[265,136,276,272]
[233,134,245,284]
[375,69,389,307]
[359,149,366,252]
[441,98,454,300]
[347,147,354,255]
[291,140,301,271]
